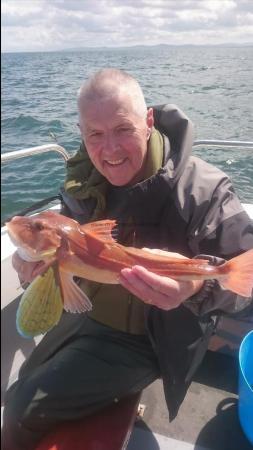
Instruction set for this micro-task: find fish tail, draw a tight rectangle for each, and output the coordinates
[220,249,253,297]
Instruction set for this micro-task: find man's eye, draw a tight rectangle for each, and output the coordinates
[90,132,102,137]
[117,127,131,133]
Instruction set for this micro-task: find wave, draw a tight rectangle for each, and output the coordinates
[2,115,42,131]
[1,47,253,221]
[1,115,65,134]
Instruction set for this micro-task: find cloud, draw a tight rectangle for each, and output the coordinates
[2,0,253,52]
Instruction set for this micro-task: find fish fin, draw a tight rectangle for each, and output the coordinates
[83,232,108,256]
[58,264,92,313]
[81,220,118,243]
[220,249,253,297]
[16,267,63,338]
[66,220,118,257]
[77,220,118,256]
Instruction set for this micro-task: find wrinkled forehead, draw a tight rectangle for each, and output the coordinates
[83,85,137,111]
[80,93,145,131]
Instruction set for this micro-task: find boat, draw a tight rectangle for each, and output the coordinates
[1,140,253,449]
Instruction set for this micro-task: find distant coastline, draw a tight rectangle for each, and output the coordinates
[2,42,253,54]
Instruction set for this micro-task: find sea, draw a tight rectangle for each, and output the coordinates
[1,46,253,223]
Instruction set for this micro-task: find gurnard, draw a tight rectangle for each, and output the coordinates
[6,211,253,337]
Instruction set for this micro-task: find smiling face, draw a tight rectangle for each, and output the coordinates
[79,92,154,186]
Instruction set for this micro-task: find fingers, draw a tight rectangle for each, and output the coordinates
[120,266,181,310]
[12,251,47,284]
[120,265,203,311]
[32,260,52,278]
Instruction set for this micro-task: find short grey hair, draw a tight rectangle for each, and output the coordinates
[77,68,147,119]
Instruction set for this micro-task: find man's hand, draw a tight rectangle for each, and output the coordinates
[12,251,50,286]
[119,249,203,310]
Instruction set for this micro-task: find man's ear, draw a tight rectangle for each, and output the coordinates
[146,107,154,129]
[77,121,85,138]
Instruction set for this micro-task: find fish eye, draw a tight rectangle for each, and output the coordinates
[32,222,44,231]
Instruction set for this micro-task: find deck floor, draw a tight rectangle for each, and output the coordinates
[128,351,252,450]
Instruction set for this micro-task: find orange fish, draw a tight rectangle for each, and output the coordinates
[6,211,253,337]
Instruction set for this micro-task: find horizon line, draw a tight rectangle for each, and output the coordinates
[2,42,253,54]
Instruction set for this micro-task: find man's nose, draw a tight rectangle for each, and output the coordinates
[103,133,119,154]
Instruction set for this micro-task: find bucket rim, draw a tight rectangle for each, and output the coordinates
[239,330,253,393]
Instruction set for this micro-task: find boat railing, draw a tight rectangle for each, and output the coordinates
[1,140,253,166]
[193,140,253,148]
[1,140,253,224]
[1,144,70,163]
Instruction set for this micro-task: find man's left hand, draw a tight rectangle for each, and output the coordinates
[119,249,203,310]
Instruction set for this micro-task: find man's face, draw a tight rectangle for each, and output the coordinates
[79,93,154,186]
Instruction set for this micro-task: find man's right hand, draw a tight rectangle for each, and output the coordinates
[12,251,50,286]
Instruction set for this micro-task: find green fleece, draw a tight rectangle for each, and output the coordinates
[65,129,164,333]
[64,129,163,218]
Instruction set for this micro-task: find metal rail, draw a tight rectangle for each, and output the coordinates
[1,144,70,163]
[1,141,253,166]
[193,140,253,148]
[1,140,253,225]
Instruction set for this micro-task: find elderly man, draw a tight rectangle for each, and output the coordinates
[3,69,253,450]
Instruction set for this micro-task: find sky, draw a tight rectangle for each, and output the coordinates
[1,0,253,53]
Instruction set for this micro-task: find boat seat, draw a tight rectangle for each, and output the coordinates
[35,391,141,450]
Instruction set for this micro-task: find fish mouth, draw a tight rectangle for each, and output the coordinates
[17,247,56,262]
[17,247,42,262]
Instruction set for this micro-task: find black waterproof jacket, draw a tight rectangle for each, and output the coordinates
[60,104,253,419]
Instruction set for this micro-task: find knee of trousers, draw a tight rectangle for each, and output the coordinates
[3,392,45,450]
[3,382,40,432]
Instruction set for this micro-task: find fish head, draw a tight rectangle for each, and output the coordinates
[6,214,62,262]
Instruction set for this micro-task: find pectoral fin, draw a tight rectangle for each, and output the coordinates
[58,263,92,313]
[16,266,63,338]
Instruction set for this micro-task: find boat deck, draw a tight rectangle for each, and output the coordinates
[128,350,252,450]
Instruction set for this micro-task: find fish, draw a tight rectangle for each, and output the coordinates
[6,210,253,338]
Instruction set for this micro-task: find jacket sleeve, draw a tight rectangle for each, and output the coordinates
[180,158,253,316]
[184,254,253,316]
[59,187,96,224]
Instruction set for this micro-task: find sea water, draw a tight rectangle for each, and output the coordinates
[1,46,253,221]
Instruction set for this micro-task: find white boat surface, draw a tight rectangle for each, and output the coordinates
[1,141,253,450]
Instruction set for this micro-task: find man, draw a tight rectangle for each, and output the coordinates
[3,69,253,449]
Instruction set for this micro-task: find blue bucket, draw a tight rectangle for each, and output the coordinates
[238,330,253,444]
